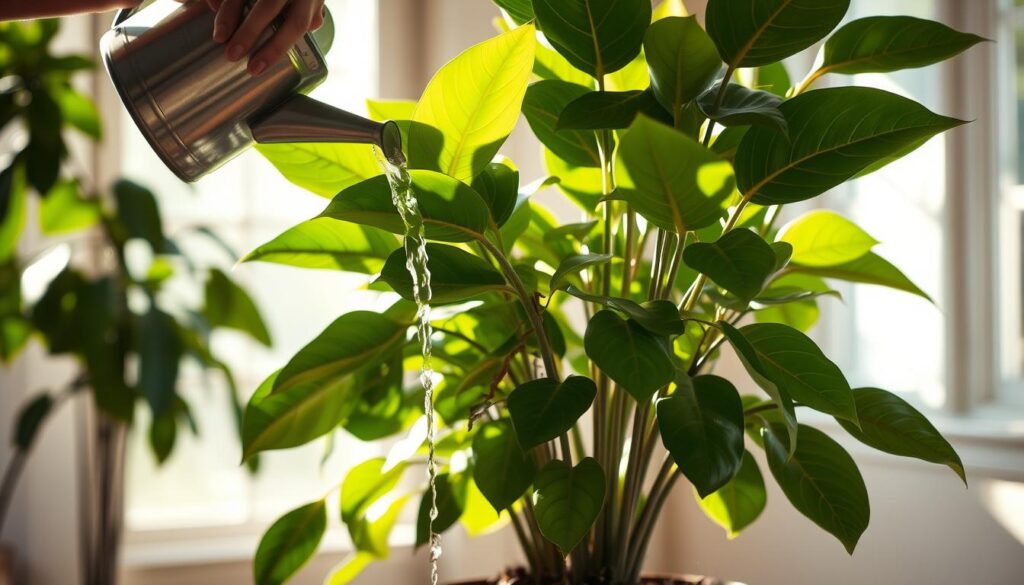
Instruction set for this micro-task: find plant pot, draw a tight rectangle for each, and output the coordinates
[446,568,740,585]
[0,545,12,585]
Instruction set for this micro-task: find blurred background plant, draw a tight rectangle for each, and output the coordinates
[0,18,270,585]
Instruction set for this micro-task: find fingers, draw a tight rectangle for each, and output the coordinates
[205,0,223,12]
[224,0,288,68]
[310,5,324,31]
[246,0,320,76]
[212,0,243,44]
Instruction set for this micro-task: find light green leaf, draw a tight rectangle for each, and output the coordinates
[755,274,828,332]
[254,500,326,585]
[55,87,101,139]
[735,87,965,205]
[706,0,850,69]
[653,0,688,20]
[379,244,507,304]
[325,553,375,585]
[839,387,965,484]
[585,309,674,401]
[684,229,776,303]
[523,81,603,168]
[462,478,507,536]
[320,171,491,243]
[0,316,32,365]
[616,116,735,234]
[658,375,745,497]
[788,251,932,302]
[698,82,787,135]
[763,424,870,554]
[644,16,722,116]
[562,285,686,336]
[39,180,100,235]
[0,165,27,263]
[544,149,603,211]
[409,24,536,182]
[533,458,606,554]
[256,142,381,198]
[755,61,791,97]
[242,219,397,273]
[340,458,407,524]
[697,450,766,538]
[473,420,537,511]
[550,254,612,292]
[779,210,878,267]
[349,495,407,558]
[533,0,651,79]
[508,376,597,450]
[534,39,595,87]
[366,99,416,122]
[204,268,272,346]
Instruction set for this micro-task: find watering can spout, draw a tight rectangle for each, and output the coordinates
[251,94,405,165]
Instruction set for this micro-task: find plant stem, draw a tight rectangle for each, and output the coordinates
[662,233,686,301]
[0,451,26,536]
[614,397,652,580]
[649,229,667,300]
[509,508,540,578]
[621,209,637,298]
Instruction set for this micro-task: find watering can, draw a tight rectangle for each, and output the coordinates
[100,0,403,183]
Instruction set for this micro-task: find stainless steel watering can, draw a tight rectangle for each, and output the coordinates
[101,0,403,183]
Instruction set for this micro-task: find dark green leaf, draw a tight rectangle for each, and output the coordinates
[561,286,687,336]
[789,251,932,301]
[379,244,507,304]
[204,268,272,346]
[735,87,965,204]
[763,424,870,554]
[473,420,537,511]
[14,393,54,450]
[112,180,165,252]
[557,89,664,131]
[839,387,965,484]
[149,407,177,464]
[550,254,612,292]
[137,308,183,417]
[508,376,597,450]
[242,219,397,274]
[494,0,535,25]
[698,83,787,135]
[416,473,467,547]
[0,165,27,263]
[616,116,735,234]
[533,0,651,78]
[755,274,828,332]
[658,375,745,497]
[706,0,850,68]
[697,450,766,538]
[523,81,603,168]
[584,310,674,401]
[684,229,776,303]
[254,500,327,585]
[644,16,722,117]
[471,163,520,226]
[533,458,606,554]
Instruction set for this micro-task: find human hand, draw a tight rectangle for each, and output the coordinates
[207,0,326,76]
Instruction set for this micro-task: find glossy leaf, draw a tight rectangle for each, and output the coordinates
[409,25,535,182]
[684,229,777,303]
[616,116,735,234]
[523,81,603,168]
[508,376,597,450]
[550,254,612,292]
[658,375,745,497]
[839,387,965,484]
[585,310,674,401]
[534,39,596,87]
[473,420,537,511]
[533,458,606,554]
[764,424,870,554]
[253,500,327,585]
[789,251,932,301]
[242,219,397,273]
[416,473,467,547]
[533,0,651,78]
[697,450,767,538]
[472,162,520,226]
[39,180,100,235]
[379,244,506,304]
[779,210,878,267]
[256,142,381,198]
[562,286,686,336]
[735,87,965,204]
[644,16,721,116]
[557,89,665,131]
[494,0,534,25]
[340,458,407,524]
[819,16,986,77]
[698,83,787,136]
[755,274,829,332]
[204,268,272,346]
[321,172,491,243]
[705,0,851,68]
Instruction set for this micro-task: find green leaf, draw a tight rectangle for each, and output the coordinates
[584,310,674,401]
[14,393,54,450]
[494,0,534,25]
[763,424,870,554]
[788,251,932,301]
[644,16,722,116]
[349,495,407,558]
[533,0,651,78]
[544,149,603,211]
[366,99,416,122]
[533,458,606,554]
[137,308,183,417]
[740,323,857,423]
[697,450,766,538]
[616,116,735,234]
[471,162,520,226]
[324,553,375,585]
[321,172,491,243]
[719,321,797,455]
[562,286,686,336]
[550,254,612,292]
[39,179,100,235]
[698,83,787,135]
[253,500,327,585]
[0,316,32,364]
[461,478,506,536]
[557,89,664,131]
[755,274,828,332]
[653,0,688,20]
[508,376,597,450]
[55,87,101,139]
[534,39,596,87]
[256,142,381,198]
[756,62,791,97]
[149,407,177,465]
[819,16,987,77]
[242,219,397,273]
[112,180,165,252]
[523,81,603,168]
[416,473,467,547]
[779,210,878,267]
[0,165,27,263]
[472,420,537,511]
[204,268,272,346]
[684,229,776,303]
[839,388,965,484]
[658,375,745,497]
[340,458,407,524]
[409,24,535,182]
[379,244,506,304]
[705,0,850,69]
[736,87,965,205]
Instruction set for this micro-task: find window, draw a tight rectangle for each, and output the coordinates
[118,0,389,550]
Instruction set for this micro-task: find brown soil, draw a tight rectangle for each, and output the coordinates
[447,567,732,585]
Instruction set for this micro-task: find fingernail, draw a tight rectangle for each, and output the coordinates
[249,60,266,75]
[213,24,226,43]
[227,44,245,61]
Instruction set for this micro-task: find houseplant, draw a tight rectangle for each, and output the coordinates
[245,0,982,583]
[0,18,270,584]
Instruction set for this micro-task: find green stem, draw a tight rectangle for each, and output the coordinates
[509,508,541,578]
[614,397,652,580]
[662,233,686,301]
[621,209,637,299]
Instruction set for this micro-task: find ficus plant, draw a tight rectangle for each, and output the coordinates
[0,19,270,583]
[245,1,982,584]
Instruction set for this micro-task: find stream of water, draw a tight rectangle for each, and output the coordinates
[378,153,441,585]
